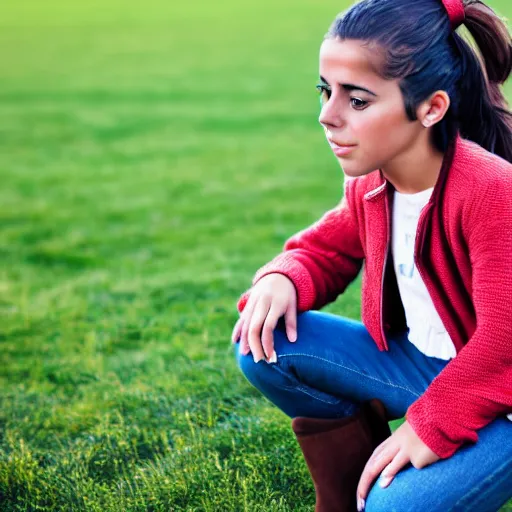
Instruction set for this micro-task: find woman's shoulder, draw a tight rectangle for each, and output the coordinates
[453,137,512,190]
[451,137,512,227]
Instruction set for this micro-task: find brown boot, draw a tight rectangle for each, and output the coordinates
[292,400,392,512]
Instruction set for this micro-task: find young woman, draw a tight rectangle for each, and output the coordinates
[232,0,512,510]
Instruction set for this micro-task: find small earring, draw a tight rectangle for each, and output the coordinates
[423,119,431,128]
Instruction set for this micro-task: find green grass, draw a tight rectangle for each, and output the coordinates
[0,0,511,510]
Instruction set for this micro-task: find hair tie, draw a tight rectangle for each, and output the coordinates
[441,0,465,30]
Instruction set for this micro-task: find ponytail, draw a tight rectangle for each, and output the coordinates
[454,1,512,162]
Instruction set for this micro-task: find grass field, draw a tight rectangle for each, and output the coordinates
[0,0,511,510]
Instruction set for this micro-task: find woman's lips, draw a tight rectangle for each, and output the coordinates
[328,140,357,157]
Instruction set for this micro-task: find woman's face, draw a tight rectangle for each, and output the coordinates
[318,38,423,177]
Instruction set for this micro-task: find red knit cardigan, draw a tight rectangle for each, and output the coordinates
[237,135,512,459]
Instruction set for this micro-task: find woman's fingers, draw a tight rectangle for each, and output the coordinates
[247,298,271,362]
[238,320,251,356]
[240,297,257,353]
[236,279,297,360]
[357,443,400,506]
[378,450,410,489]
[261,305,283,361]
[231,317,243,344]
[284,304,297,342]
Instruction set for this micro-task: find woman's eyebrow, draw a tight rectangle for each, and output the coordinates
[319,76,377,97]
[342,84,377,96]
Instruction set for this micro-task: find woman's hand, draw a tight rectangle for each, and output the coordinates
[231,274,298,362]
[356,420,441,511]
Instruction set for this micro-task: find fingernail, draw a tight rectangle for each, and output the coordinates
[379,476,392,488]
[253,355,263,363]
[290,332,297,342]
[268,350,277,363]
[357,497,365,511]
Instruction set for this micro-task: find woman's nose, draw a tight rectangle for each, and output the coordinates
[319,98,345,129]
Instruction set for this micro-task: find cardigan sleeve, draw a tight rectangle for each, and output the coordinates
[405,181,512,459]
[237,178,365,313]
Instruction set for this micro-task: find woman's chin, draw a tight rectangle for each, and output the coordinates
[340,162,374,178]
[341,165,363,177]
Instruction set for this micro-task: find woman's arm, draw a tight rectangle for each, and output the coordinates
[238,179,365,313]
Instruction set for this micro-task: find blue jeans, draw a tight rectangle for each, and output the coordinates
[234,311,512,511]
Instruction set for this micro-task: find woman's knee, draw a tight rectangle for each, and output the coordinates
[233,327,296,392]
[232,311,328,379]
[232,310,339,390]
[365,471,439,512]
[235,340,275,386]
[234,341,253,376]
[365,477,411,512]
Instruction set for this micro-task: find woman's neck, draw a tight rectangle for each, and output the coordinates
[381,133,445,194]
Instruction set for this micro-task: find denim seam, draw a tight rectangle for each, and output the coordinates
[451,456,512,510]
[295,385,342,405]
[269,361,341,405]
[278,353,422,398]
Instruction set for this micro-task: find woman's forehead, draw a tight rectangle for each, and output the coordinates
[319,38,385,85]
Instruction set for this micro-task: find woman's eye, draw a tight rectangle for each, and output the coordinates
[350,97,368,109]
[316,85,331,107]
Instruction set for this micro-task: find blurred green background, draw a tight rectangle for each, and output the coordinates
[0,0,510,510]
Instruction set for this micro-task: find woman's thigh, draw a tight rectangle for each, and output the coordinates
[235,310,449,420]
[365,417,512,512]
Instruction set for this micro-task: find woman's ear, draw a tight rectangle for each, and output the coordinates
[417,90,451,128]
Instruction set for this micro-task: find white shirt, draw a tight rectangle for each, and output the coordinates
[392,187,457,361]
